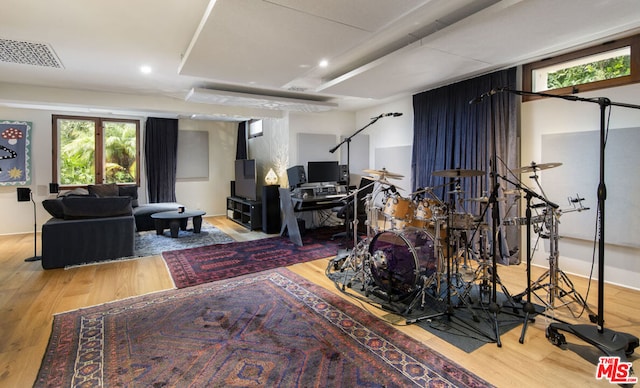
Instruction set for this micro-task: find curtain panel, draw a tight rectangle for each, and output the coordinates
[144,117,179,203]
[411,67,519,263]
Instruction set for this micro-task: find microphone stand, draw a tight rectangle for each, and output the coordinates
[486,87,639,360]
[329,115,384,247]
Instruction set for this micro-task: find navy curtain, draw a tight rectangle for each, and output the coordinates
[144,117,179,203]
[412,67,519,263]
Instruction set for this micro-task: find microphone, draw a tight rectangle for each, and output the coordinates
[373,112,403,119]
[468,88,502,104]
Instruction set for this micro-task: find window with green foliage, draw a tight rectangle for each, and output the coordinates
[523,34,640,100]
[53,115,140,187]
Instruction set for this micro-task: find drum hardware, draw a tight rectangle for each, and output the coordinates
[498,170,595,344]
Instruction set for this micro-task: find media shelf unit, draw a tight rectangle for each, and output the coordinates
[226,196,262,230]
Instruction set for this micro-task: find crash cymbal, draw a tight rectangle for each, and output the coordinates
[363,168,404,179]
[513,162,562,174]
[432,168,485,178]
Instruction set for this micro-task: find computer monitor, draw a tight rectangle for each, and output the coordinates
[307,161,339,183]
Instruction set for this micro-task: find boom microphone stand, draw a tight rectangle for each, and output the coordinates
[485,87,639,360]
[329,113,403,247]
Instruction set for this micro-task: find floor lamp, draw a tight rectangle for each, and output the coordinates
[17,187,41,262]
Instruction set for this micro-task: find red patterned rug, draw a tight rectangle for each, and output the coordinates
[35,268,493,387]
[163,227,345,288]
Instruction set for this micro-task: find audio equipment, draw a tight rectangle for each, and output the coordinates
[17,187,31,202]
[286,165,306,188]
[338,164,349,184]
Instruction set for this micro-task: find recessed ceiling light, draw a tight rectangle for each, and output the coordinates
[140,65,152,74]
[319,59,328,68]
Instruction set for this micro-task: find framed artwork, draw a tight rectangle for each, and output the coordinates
[0,120,32,186]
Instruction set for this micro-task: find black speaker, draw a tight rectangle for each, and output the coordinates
[286,165,306,188]
[262,185,281,234]
[339,164,349,183]
[17,187,31,202]
[230,180,236,197]
[49,183,59,194]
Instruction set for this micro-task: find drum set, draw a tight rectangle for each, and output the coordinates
[327,162,597,347]
[328,167,507,323]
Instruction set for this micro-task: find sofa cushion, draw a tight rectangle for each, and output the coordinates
[59,187,92,197]
[88,183,119,197]
[61,196,132,219]
[42,198,65,219]
[118,185,139,207]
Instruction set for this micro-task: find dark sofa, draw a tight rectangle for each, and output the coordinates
[40,184,183,269]
[41,195,135,269]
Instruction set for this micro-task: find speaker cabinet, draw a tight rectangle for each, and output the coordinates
[230,180,236,197]
[262,185,281,234]
[339,164,349,184]
[17,187,31,202]
[286,165,306,188]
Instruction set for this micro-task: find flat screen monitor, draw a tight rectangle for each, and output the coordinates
[307,161,339,183]
[234,159,257,200]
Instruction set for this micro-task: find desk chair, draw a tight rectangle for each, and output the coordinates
[332,177,375,241]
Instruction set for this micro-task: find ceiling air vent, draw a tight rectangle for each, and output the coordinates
[0,38,63,68]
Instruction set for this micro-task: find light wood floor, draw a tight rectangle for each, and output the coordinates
[1,216,637,387]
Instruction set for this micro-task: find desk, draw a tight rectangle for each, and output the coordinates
[280,189,347,246]
[291,194,346,211]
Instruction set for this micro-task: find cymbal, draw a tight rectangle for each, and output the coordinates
[466,196,505,203]
[432,168,485,178]
[363,168,404,179]
[513,162,562,174]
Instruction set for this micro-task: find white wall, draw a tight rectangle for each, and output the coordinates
[522,83,640,290]
[356,98,415,192]
[175,119,237,216]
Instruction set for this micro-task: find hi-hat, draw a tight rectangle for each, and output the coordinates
[374,178,404,191]
[513,161,562,174]
[433,168,485,178]
[363,168,404,179]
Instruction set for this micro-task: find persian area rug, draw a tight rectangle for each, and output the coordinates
[135,220,233,257]
[35,268,493,387]
[163,226,343,289]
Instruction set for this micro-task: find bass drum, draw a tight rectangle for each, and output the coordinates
[368,229,438,301]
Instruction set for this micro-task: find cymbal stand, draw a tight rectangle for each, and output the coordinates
[524,206,595,317]
[507,171,594,317]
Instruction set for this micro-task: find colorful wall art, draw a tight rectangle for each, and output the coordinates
[0,120,32,186]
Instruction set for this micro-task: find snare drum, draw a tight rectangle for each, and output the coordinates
[368,229,438,301]
[383,195,413,221]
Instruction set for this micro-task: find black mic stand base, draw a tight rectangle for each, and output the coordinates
[546,323,639,361]
[25,256,41,262]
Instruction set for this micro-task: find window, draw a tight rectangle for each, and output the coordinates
[52,115,140,187]
[248,119,263,138]
[523,34,640,101]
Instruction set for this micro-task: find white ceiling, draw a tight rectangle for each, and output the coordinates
[1,0,640,117]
